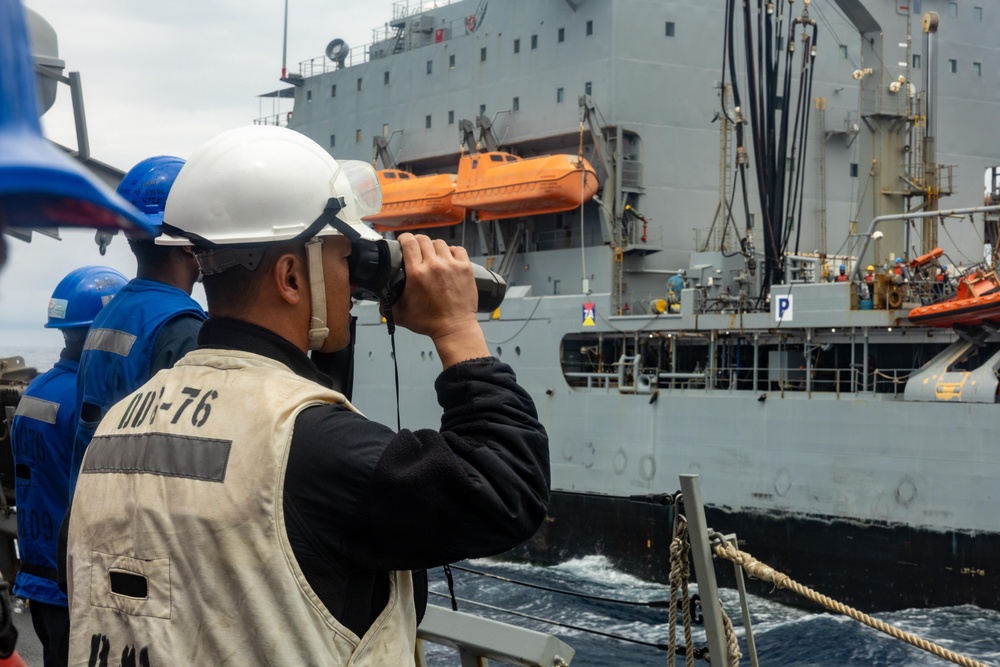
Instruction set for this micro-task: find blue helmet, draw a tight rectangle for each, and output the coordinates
[839,264,846,271]
[45,265,128,329]
[940,264,948,271]
[116,156,186,232]
[896,257,903,263]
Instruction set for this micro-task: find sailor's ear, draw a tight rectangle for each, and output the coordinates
[271,250,306,307]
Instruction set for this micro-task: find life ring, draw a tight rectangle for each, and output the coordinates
[286,111,293,124]
[466,15,477,31]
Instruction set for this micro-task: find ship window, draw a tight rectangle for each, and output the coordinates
[913,54,921,69]
[585,81,592,95]
[974,6,982,21]
[948,2,957,17]
[399,173,411,180]
[331,84,337,97]
[949,59,957,73]
[665,22,675,37]
[384,172,397,179]
[505,156,517,162]
[850,163,858,177]
[481,47,487,62]
[512,97,519,112]
[490,154,504,162]
[558,27,565,43]
[448,109,455,124]
[480,104,486,115]
[356,129,361,143]
[839,44,848,59]
[531,34,538,49]
[974,62,982,77]
[948,342,1000,372]
[357,77,363,91]
[426,60,433,74]
[586,20,593,36]
[514,38,520,53]
[426,114,432,129]
[329,134,335,148]
[306,90,312,102]
[449,54,455,69]
[557,87,564,103]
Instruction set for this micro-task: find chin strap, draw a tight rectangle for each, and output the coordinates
[305,236,329,350]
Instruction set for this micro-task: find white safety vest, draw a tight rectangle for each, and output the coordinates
[67,348,416,666]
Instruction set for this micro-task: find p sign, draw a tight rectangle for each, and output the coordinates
[774,294,793,323]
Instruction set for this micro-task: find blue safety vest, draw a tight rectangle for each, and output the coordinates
[72,279,206,493]
[667,274,685,299]
[11,360,78,606]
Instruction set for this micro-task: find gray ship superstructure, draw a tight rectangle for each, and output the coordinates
[266,0,1000,612]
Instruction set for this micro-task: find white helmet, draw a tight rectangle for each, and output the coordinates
[157,125,382,246]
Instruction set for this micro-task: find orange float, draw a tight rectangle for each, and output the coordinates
[452,152,599,221]
[363,169,466,232]
[909,246,944,269]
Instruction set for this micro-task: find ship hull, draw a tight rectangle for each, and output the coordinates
[513,491,1000,613]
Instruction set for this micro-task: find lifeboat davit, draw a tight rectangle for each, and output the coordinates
[907,269,1000,327]
[453,152,599,221]
[363,169,466,232]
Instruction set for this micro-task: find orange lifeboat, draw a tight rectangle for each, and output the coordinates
[909,246,944,269]
[363,169,466,232]
[907,269,1000,327]
[453,152,598,221]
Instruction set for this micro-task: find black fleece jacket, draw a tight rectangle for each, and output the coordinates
[198,318,550,638]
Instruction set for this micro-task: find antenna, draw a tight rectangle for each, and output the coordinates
[325,39,349,69]
[281,0,289,79]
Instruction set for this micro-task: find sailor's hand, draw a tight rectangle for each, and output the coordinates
[392,233,489,367]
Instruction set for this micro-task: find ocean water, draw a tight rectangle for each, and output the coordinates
[6,347,998,666]
[424,556,1000,667]
[1,346,61,374]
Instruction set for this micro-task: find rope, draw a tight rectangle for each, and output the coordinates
[713,542,996,667]
[668,518,741,666]
[579,121,588,290]
[667,519,695,667]
[873,369,910,383]
[720,609,742,667]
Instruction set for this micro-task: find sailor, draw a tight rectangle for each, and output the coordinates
[667,269,685,306]
[835,264,849,282]
[70,156,207,496]
[934,264,950,299]
[893,257,911,281]
[65,126,551,666]
[10,267,126,667]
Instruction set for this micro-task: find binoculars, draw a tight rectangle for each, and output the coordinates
[348,237,507,313]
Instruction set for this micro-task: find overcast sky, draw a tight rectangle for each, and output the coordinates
[2,0,388,350]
